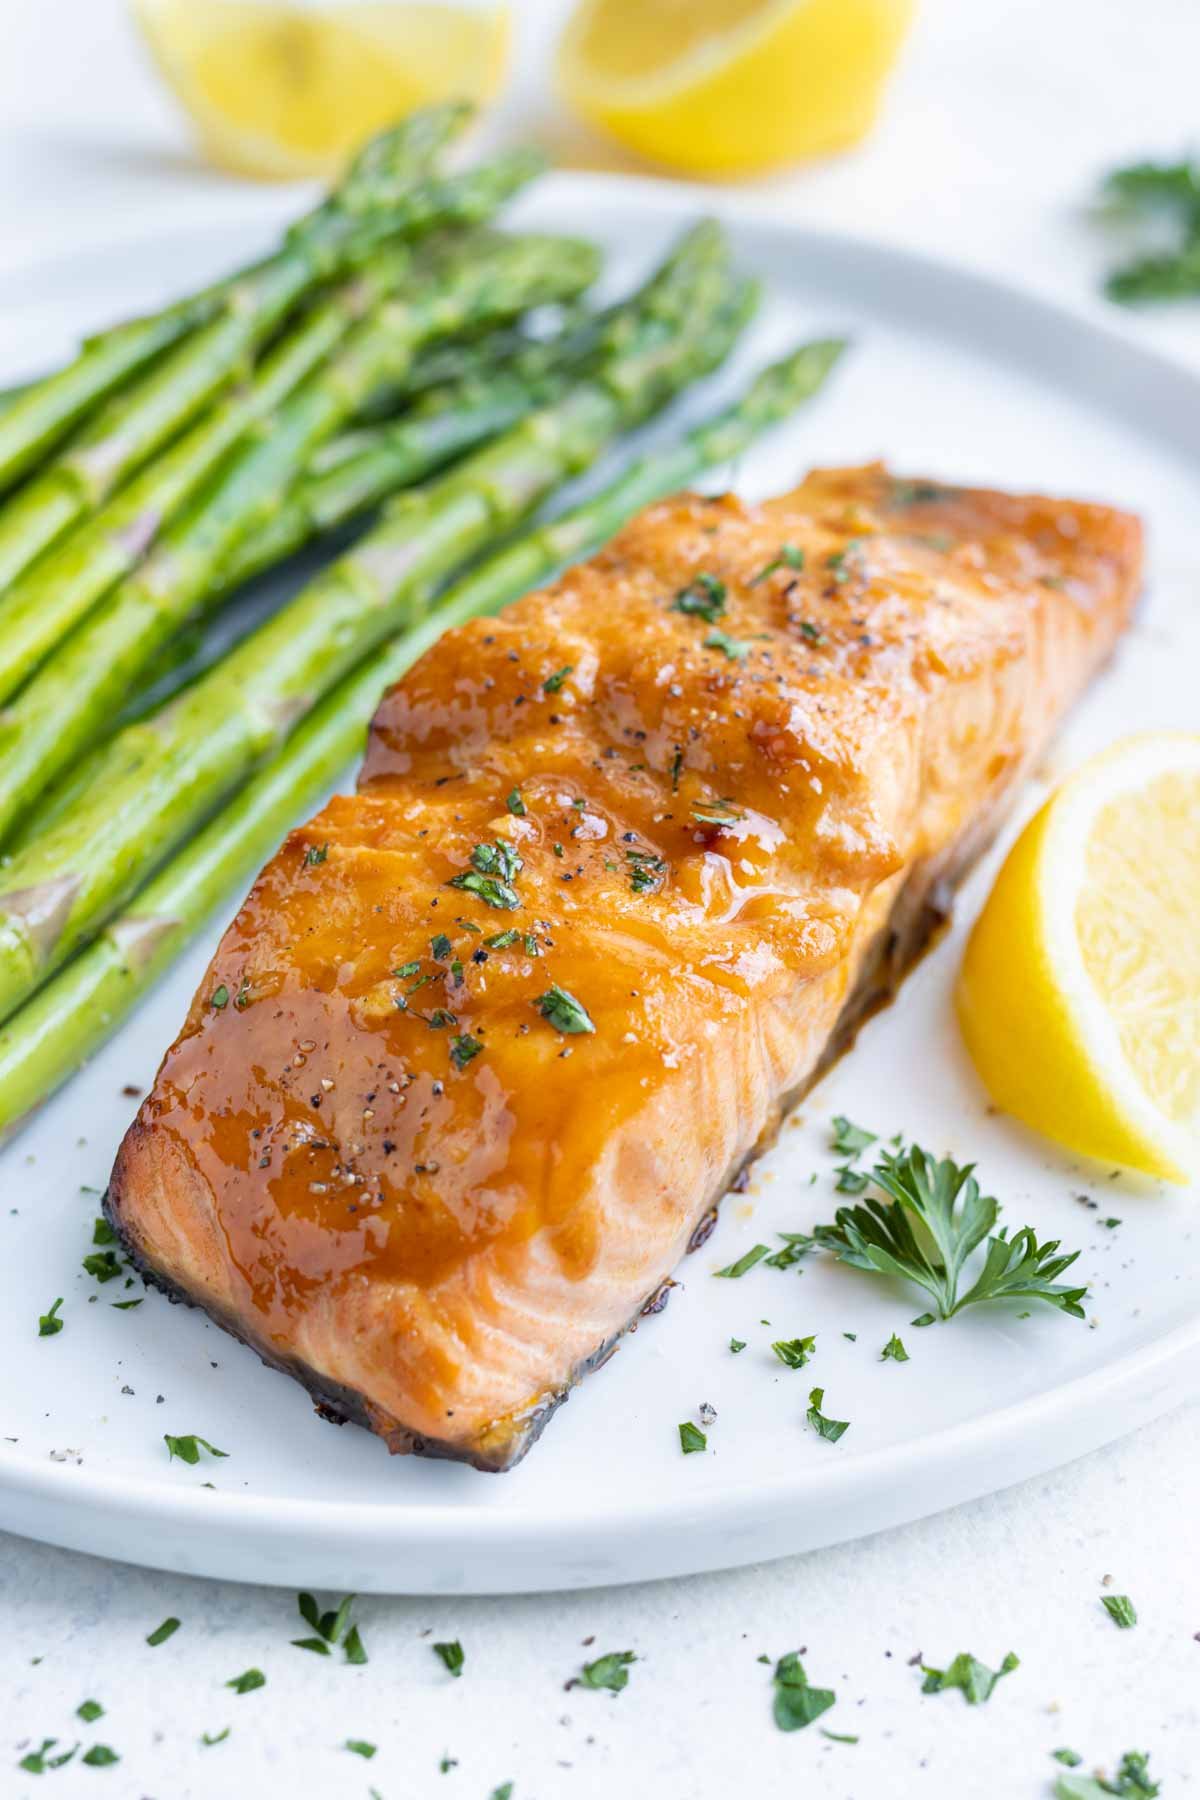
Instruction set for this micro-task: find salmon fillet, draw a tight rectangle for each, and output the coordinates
[107,464,1143,1471]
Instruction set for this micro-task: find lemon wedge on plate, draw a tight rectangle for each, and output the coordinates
[556,0,915,178]
[957,733,1200,1183]
[133,0,510,180]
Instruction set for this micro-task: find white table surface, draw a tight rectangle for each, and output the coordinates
[2,2,1198,1794]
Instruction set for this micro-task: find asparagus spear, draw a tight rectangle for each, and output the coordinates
[0,233,748,1022]
[0,147,545,591]
[0,243,415,704]
[0,104,470,501]
[0,336,846,1135]
[0,229,600,846]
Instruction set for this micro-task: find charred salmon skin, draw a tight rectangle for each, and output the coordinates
[107,465,1143,1470]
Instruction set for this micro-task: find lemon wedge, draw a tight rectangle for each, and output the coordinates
[555,0,914,178]
[957,733,1200,1183]
[133,0,510,180]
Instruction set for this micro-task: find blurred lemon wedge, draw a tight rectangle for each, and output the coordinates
[957,733,1200,1184]
[556,0,915,178]
[133,0,510,180]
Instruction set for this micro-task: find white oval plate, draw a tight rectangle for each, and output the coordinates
[1,172,1197,1595]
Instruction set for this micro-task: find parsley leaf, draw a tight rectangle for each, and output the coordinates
[76,1702,104,1724]
[292,1592,366,1662]
[164,1433,228,1465]
[1054,1750,1159,1797]
[535,987,595,1034]
[81,1745,119,1767]
[771,1336,816,1369]
[38,1297,64,1337]
[764,1231,815,1271]
[542,665,572,693]
[146,1617,180,1647]
[303,843,328,867]
[814,1144,1088,1321]
[1101,1594,1137,1629]
[346,1740,376,1758]
[226,1668,266,1695]
[449,1033,483,1071]
[704,627,750,661]
[577,1650,636,1693]
[678,1421,707,1454]
[830,1115,876,1159]
[672,573,726,622]
[729,1338,747,1354]
[750,544,804,586]
[448,841,523,910]
[807,1387,850,1443]
[881,1333,909,1362]
[210,984,230,1010]
[921,1650,1019,1704]
[772,1652,836,1731]
[505,788,526,817]
[714,1244,769,1279]
[433,1641,464,1678]
[82,1249,122,1283]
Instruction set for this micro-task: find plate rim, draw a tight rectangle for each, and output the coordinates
[1,168,1197,1592]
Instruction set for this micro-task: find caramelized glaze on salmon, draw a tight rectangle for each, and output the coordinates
[107,465,1142,1470]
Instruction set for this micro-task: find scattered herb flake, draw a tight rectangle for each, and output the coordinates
[830,1115,876,1159]
[690,798,744,828]
[764,1231,815,1271]
[210,985,229,1011]
[1053,1750,1159,1797]
[484,929,520,950]
[921,1650,1019,1704]
[1053,1750,1084,1767]
[111,1298,142,1311]
[430,933,452,961]
[881,1333,909,1362]
[772,1335,816,1370]
[750,544,805,585]
[38,1297,64,1337]
[1102,1595,1138,1629]
[76,1702,104,1724]
[81,1745,120,1767]
[163,1433,228,1466]
[82,1250,121,1283]
[542,665,572,693]
[146,1617,180,1647]
[505,788,526,817]
[729,1338,747,1354]
[449,1034,483,1071]
[303,843,328,867]
[226,1669,266,1696]
[201,1728,230,1747]
[714,1244,770,1279]
[807,1387,850,1443]
[578,1650,636,1693]
[92,1217,115,1245]
[772,1651,836,1731]
[672,573,726,622]
[346,1740,377,1759]
[433,1641,464,1678]
[821,1729,859,1744]
[678,1421,707,1454]
[393,960,420,979]
[535,987,595,1035]
[704,627,750,661]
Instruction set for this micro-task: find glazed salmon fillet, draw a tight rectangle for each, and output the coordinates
[107,464,1142,1470]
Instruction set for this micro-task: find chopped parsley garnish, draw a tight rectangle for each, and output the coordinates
[449,1034,482,1070]
[303,843,328,867]
[448,840,523,910]
[669,747,683,791]
[834,1164,870,1194]
[81,1745,120,1767]
[433,1641,464,1678]
[490,1786,514,1800]
[881,1333,909,1362]
[112,1298,142,1311]
[626,848,667,894]
[430,933,452,961]
[146,1616,181,1647]
[798,619,826,645]
[535,987,595,1035]
[771,1336,816,1369]
[807,1387,850,1443]
[678,1421,707,1454]
[505,787,526,817]
[771,1652,836,1731]
[830,1115,876,1159]
[714,1244,770,1279]
[38,1297,64,1337]
[822,1729,859,1744]
[293,1592,366,1662]
[210,984,230,1010]
[76,1702,104,1724]
[690,799,744,828]
[1098,158,1200,304]
[542,665,572,693]
[92,1216,115,1244]
[750,544,804,586]
[82,1250,122,1283]
[1101,1594,1138,1629]
[346,1740,377,1758]
[226,1669,266,1695]
[672,572,726,622]
[704,627,750,661]
[813,1144,1088,1321]
[825,538,865,584]
[1053,1750,1159,1797]
[1053,1750,1084,1767]
[201,1728,231,1747]
[428,1009,456,1030]
[163,1433,228,1465]
[393,960,420,979]
[20,1740,79,1774]
[577,1650,636,1693]
[764,1231,815,1271]
[890,478,953,507]
[921,1650,1019,1704]
[729,1338,747,1354]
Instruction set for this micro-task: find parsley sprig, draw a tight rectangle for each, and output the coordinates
[814,1144,1087,1322]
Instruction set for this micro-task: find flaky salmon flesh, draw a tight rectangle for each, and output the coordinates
[107,465,1142,1471]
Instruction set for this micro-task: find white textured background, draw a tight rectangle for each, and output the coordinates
[1,2,1199,1796]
